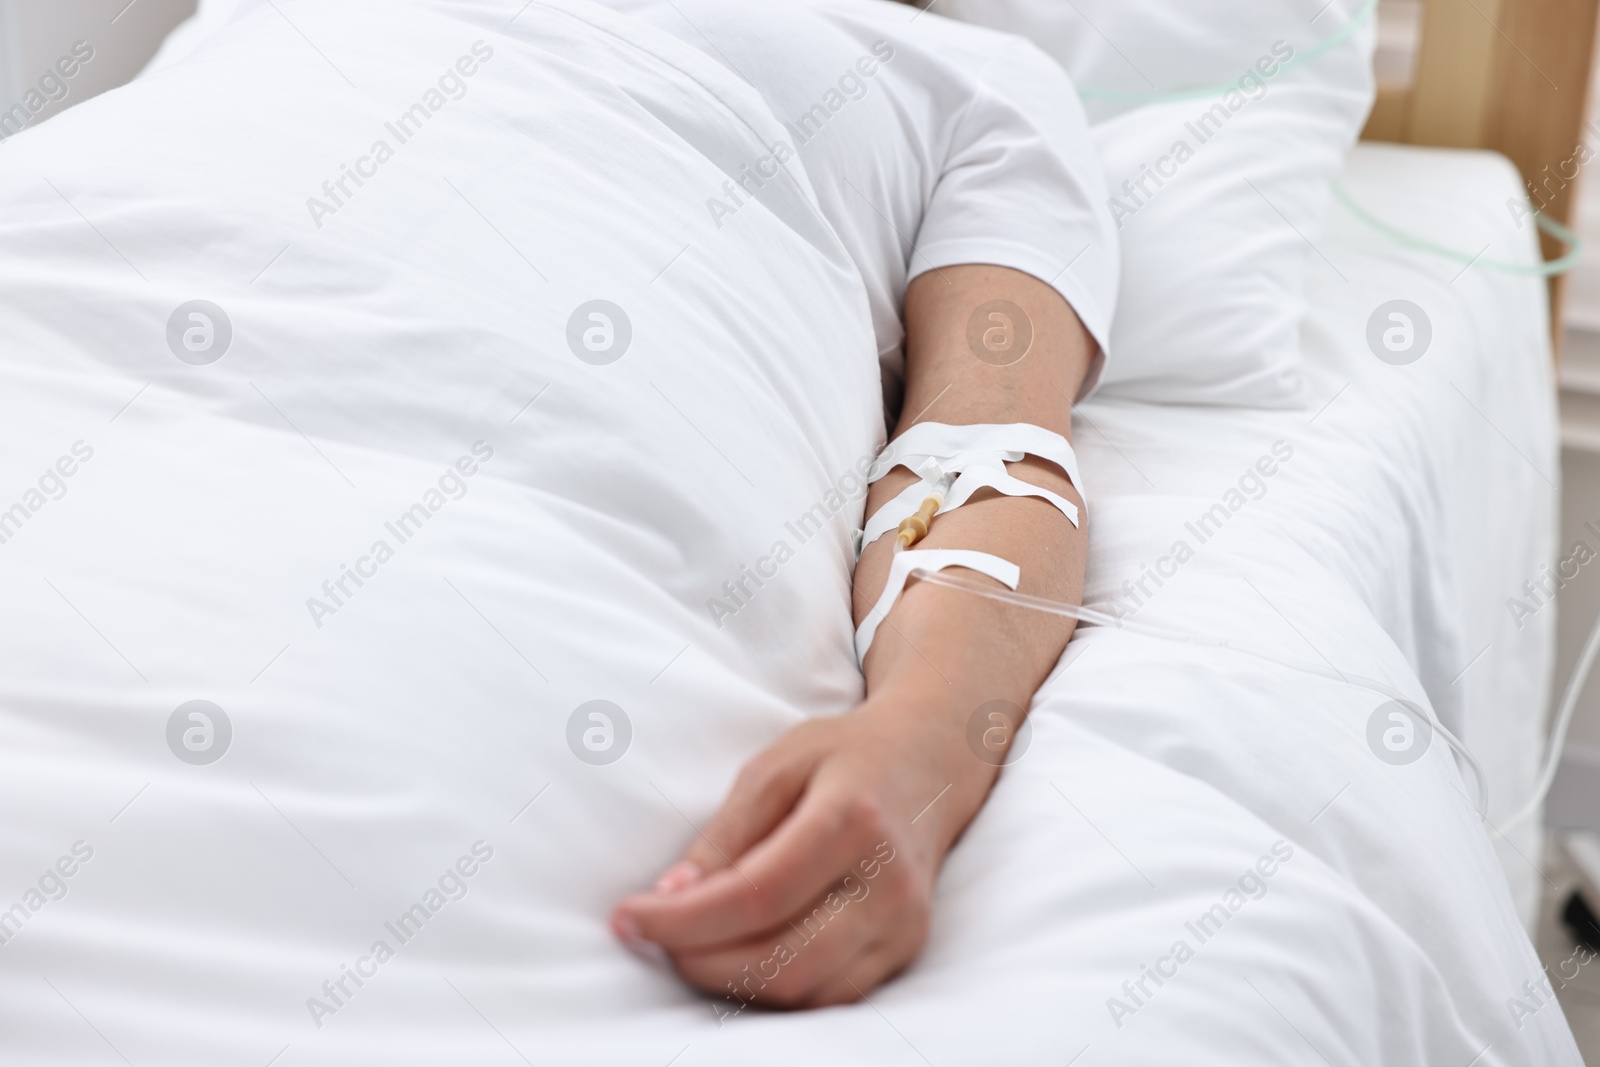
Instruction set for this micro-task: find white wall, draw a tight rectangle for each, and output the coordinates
[1549,441,1600,829]
[1549,19,1600,829]
[1564,37,1600,336]
[0,0,194,129]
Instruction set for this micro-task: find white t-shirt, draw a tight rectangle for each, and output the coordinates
[599,0,1118,418]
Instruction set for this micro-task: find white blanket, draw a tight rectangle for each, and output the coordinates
[0,1,1577,1063]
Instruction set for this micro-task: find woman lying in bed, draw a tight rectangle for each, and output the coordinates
[600,0,1118,1008]
[0,0,1116,1044]
[1,0,1583,1061]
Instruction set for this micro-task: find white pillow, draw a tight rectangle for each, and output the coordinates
[936,0,1376,406]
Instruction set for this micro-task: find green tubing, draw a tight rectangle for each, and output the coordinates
[1076,0,1378,104]
[1334,180,1583,277]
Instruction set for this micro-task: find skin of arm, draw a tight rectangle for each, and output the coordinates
[610,263,1093,1009]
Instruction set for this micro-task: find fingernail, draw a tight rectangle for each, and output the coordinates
[653,860,703,894]
[611,912,670,967]
[611,912,643,943]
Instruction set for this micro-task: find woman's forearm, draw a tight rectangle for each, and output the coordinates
[851,264,1093,839]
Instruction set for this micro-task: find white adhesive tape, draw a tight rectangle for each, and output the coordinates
[854,548,1021,666]
[861,423,1082,552]
[861,459,1080,549]
[869,422,1082,488]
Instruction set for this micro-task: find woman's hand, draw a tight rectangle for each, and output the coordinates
[609,686,1002,1011]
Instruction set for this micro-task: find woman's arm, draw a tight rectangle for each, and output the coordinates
[855,262,1088,736]
[611,264,1094,1008]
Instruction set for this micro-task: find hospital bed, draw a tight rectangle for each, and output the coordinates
[0,0,1590,1063]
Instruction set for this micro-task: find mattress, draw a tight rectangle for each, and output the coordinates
[0,2,1572,1061]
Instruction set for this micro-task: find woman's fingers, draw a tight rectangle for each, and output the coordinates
[671,913,869,1009]
[610,733,818,944]
[618,776,895,951]
[670,870,918,1009]
[675,742,815,881]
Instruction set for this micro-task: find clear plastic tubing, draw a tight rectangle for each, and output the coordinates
[907,568,1497,819]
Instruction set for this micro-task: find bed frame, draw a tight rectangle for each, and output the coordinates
[1362,0,1600,326]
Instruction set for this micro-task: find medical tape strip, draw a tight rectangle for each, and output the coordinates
[869,422,1083,487]
[861,460,1079,549]
[854,548,1021,665]
[860,422,1082,551]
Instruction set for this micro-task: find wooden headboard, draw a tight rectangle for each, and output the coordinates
[1362,0,1600,320]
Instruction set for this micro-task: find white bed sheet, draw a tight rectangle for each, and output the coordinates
[1074,140,1560,924]
[1300,142,1559,922]
[0,3,1574,1062]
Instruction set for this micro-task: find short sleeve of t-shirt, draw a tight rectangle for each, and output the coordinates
[598,0,1119,417]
